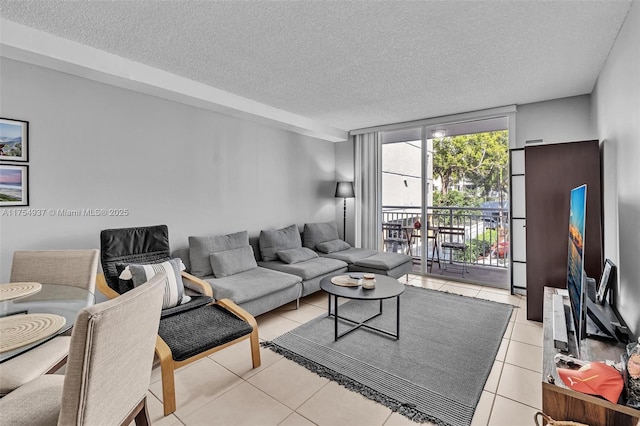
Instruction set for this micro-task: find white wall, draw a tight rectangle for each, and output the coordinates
[592,0,640,336]
[515,95,596,148]
[0,59,338,280]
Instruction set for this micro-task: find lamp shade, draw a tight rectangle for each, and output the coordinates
[335,181,355,198]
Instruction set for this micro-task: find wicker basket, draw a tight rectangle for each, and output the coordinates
[534,412,589,426]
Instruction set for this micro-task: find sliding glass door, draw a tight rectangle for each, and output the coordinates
[380,118,511,288]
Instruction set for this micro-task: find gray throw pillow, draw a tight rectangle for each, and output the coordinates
[277,247,319,264]
[209,246,258,278]
[189,231,249,277]
[259,224,302,262]
[316,239,351,254]
[125,258,188,309]
[303,222,339,249]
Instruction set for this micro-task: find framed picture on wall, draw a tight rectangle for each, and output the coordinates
[0,118,29,162]
[0,164,29,207]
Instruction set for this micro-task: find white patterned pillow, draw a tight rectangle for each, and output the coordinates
[120,258,190,309]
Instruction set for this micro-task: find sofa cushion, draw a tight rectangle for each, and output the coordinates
[125,258,189,309]
[189,231,249,277]
[277,247,318,264]
[315,239,351,254]
[321,247,379,264]
[203,267,302,304]
[348,261,412,279]
[303,222,339,249]
[353,252,411,270]
[259,257,347,281]
[209,246,257,278]
[259,224,301,262]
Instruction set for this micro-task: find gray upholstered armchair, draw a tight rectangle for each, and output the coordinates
[96,225,260,416]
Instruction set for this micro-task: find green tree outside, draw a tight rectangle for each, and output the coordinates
[432,131,508,201]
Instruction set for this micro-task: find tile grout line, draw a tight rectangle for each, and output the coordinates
[172,357,248,423]
[239,376,299,423]
[493,331,543,413]
[481,390,498,426]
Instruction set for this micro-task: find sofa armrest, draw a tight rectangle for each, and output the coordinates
[181,271,213,298]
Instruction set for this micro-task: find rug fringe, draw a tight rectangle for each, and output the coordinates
[261,341,453,426]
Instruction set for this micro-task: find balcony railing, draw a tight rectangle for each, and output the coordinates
[382,205,510,269]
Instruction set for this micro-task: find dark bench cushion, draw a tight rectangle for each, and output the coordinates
[159,304,253,362]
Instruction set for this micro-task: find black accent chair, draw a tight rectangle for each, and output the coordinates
[438,226,468,277]
[97,225,261,416]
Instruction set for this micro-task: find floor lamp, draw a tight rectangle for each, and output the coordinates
[335,181,355,241]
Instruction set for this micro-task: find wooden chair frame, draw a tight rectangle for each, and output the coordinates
[97,271,260,416]
[123,398,151,426]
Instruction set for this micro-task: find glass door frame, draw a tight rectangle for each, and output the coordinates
[379,112,516,280]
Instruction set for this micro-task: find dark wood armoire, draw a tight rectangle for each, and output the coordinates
[525,140,603,321]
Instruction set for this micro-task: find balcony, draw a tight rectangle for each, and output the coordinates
[382,206,510,289]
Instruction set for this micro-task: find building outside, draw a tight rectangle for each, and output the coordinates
[381,138,434,210]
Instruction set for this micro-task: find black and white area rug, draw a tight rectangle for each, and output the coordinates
[263,286,513,426]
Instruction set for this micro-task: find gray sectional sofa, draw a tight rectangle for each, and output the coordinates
[301,222,413,279]
[249,224,348,298]
[177,222,412,317]
[176,231,302,317]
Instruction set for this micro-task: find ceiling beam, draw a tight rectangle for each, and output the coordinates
[0,19,348,143]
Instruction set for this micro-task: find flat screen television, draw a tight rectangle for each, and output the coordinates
[567,184,587,343]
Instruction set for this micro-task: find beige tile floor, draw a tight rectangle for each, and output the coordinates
[142,274,543,426]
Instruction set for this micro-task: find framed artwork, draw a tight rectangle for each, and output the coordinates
[0,164,29,207]
[596,258,616,306]
[0,118,29,162]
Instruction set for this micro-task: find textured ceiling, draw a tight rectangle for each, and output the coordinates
[0,1,633,132]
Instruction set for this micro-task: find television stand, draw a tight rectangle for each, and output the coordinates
[543,287,640,425]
